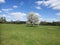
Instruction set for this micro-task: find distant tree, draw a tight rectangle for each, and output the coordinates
[27,12,40,26]
[52,22,60,26]
[0,17,6,23]
[40,21,47,25]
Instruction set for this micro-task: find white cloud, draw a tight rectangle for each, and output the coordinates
[45,0,60,10]
[2,8,13,12]
[52,6,60,10]
[35,0,60,10]
[10,12,26,21]
[0,0,5,3]
[0,14,3,17]
[0,14,14,21]
[13,5,18,8]
[56,12,60,16]
[0,14,6,17]
[48,0,60,6]
[0,10,2,13]
[43,1,50,6]
[35,6,41,10]
[35,1,43,5]
[35,12,41,17]
[41,18,59,22]
[44,0,60,10]
[0,12,27,21]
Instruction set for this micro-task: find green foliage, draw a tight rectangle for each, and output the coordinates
[0,24,60,45]
[40,21,60,26]
[0,17,6,23]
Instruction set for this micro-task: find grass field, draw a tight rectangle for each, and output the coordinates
[0,24,60,45]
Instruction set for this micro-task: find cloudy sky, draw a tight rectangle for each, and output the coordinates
[0,0,60,22]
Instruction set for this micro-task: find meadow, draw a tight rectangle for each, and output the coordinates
[0,24,60,45]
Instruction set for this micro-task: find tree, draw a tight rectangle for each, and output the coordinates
[27,12,40,26]
[0,17,6,23]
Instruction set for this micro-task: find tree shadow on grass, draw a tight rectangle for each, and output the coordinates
[26,24,39,27]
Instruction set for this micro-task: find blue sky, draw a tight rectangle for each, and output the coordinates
[0,0,60,22]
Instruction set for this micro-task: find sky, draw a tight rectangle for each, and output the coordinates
[0,0,60,22]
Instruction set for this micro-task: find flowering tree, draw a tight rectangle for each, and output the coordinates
[27,12,40,26]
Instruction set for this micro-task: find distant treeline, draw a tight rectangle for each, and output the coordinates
[0,17,60,26]
[40,21,60,26]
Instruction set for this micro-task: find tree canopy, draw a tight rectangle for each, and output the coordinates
[27,12,40,26]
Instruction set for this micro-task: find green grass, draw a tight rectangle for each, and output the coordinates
[0,24,60,45]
